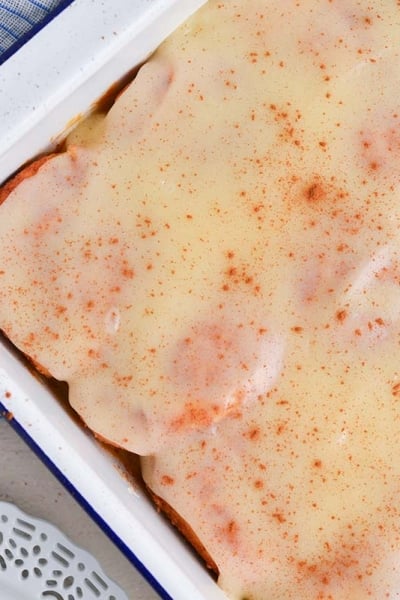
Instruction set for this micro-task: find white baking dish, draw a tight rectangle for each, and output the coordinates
[0,1,229,598]
[0,0,207,185]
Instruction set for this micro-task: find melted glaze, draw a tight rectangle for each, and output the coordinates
[2,1,400,598]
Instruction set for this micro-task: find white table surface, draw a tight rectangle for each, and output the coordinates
[0,415,160,600]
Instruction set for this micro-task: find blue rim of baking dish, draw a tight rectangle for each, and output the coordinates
[0,0,75,66]
[0,400,172,600]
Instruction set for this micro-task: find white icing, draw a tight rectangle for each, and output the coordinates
[2,1,400,598]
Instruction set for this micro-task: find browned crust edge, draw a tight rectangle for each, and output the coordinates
[145,482,219,576]
[0,153,57,206]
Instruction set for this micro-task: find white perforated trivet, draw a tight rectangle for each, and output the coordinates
[0,501,129,600]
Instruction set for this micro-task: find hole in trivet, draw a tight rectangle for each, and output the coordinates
[63,575,74,589]
[92,570,107,590]
[39,558,48,566]
[14,558,24,567]
[1,514,8,523]
[16,518,35,532]
[21,568,29,579]
[85,576,101,596]
[40,533,48,541]
[33,544,41,555]
[20,546,29,557]
[5,548,13,559]
[0,554,6,570]
[57,542,75,559]
[13,526,33,541]
[34,566,42,577]
[51,550,69,568]
[9,537,17,549]
[0,531,3,545]
[42,593,63,599]
[45,578,57,587]
[76,586,83,598]
[77,562,85,572]
[52,569,62,577]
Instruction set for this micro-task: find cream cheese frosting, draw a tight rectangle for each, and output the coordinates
[2,1,400,598]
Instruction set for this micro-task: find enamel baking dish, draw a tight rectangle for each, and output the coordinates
[0,1,229,598]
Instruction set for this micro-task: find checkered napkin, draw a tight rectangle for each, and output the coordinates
[0,0,71,60]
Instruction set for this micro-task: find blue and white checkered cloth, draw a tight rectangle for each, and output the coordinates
[0,0,72,62]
